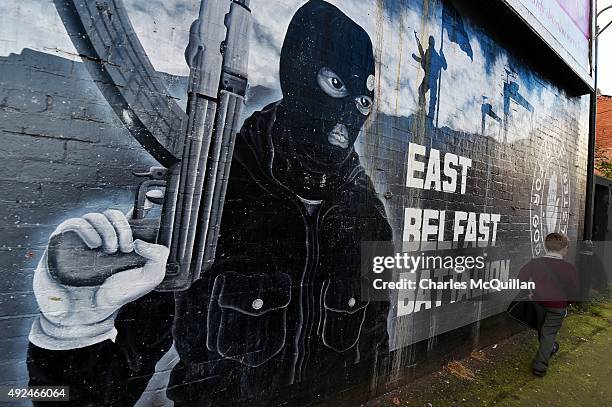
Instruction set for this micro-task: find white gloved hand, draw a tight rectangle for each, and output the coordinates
[29,209,169,350]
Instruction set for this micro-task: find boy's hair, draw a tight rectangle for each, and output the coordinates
[545,233,569,252]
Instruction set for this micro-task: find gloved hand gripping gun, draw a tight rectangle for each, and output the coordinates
[47,0,252,291]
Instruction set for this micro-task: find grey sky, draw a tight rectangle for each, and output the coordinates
[599,0,612,95]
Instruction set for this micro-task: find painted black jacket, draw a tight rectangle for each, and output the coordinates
[28,102,393,406]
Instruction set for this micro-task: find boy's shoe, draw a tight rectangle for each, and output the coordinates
[532,369,547,377]
[550,342,560,357]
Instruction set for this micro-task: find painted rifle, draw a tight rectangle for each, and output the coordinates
[47,0,252,291]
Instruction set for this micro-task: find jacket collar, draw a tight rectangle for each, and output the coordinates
[544,252,563,260]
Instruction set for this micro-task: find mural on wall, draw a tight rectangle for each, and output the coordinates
[0,0,590,405]
[28,1,392,405]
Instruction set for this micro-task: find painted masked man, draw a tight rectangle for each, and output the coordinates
[28,1,392,405]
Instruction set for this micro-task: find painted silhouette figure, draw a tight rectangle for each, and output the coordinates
[502,68,533,141]
[481,96,502,136]
[412,33,447,120]
[503,80,533,118]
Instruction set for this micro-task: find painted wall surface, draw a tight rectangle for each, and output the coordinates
[0,0,589,406]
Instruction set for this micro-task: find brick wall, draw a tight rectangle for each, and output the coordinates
[0,48,162,387]
[0,0,591,405]
[596,94,612,176]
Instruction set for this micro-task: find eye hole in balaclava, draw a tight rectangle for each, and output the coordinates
[317,67,350,98]
[316,67,373,148]
[278,0,376,162]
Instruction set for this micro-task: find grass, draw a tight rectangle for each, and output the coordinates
[366,297,612,407]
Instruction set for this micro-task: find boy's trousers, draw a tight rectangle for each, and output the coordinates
[532,304,566,374]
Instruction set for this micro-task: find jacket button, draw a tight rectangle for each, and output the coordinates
[348,297,356,307]
[252,298,264,310]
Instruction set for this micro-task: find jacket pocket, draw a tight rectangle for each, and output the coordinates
[319,279,369,352]
[207,271,291,367]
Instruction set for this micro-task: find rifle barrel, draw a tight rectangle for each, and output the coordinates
[157,0,251,291]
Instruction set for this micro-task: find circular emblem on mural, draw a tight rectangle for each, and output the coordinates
[529,140,571,257]
[366,74,375,92]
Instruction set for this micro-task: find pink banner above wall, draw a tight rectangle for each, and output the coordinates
[511,0,592,80]
[556,0,591,38]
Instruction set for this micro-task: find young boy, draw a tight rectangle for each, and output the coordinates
[518,233,579,377]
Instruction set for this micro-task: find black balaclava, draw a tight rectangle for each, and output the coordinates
[272,0,376,196]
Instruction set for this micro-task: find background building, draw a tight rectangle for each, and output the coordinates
[596,93,612,170]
